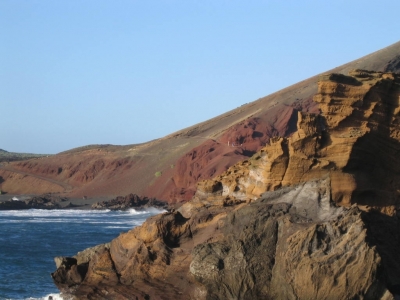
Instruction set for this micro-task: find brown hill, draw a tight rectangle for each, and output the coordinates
[1,41,400,202]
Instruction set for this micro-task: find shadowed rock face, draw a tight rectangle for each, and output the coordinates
[190,182,381,300]
[52,71,400,299]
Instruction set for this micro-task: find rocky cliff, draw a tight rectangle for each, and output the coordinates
[196,70,400,210]
[52,70,400,299]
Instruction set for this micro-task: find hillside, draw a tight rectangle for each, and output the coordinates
[1,41,400,202]
[0,149,49,163]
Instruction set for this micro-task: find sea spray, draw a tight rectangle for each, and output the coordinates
[26,293,65,300]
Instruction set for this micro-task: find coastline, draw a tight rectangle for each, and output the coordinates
[0,194,114,210]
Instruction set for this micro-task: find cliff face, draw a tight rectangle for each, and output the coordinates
[196,70,400,210]
[164,103,312,202]
[52,70,400,299]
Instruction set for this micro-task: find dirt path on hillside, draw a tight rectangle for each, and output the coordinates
[0,164,73,192]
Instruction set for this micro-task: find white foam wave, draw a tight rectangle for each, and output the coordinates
[128,207,166,215]
[75,220,140,225]
[0,208,164,227]
[1,219,146,226]
[0,208,165,219]
[0,209,111,218]
[127,208,147,215]
[105,226,133,229]
[24,292,67,300]
[0,218,150,227]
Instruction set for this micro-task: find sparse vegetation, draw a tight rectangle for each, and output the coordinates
[0,149,50,163]
[155,171,162,177]
[58,144,113,154]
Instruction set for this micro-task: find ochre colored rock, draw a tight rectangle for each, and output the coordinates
[196,70,400,209]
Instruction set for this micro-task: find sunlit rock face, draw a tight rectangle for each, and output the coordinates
[196,70,400,209]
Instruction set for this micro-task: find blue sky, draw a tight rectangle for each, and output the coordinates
[1,1,400,154]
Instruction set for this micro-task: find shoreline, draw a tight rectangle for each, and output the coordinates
[0,194,114,210]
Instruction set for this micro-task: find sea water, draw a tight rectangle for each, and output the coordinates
[0,208,164,300]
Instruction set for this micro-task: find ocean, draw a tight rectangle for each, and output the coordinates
[0,208,164,300]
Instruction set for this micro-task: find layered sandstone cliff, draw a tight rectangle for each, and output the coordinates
[52,70,400,299]
[196,70,400,210]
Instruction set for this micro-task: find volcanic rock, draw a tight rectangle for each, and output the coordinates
[196,70,400,210]
[0,195,68,210]
[91,193,169,210]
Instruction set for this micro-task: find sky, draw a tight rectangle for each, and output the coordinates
[1,1,400,154]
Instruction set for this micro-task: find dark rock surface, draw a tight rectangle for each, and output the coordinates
[91,193,169,210]
[0,195,69,210]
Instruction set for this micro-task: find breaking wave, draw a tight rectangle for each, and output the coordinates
[0,209,111,218]
[0,208,166,224]
[25,293,65,300]
[128,207,166,215]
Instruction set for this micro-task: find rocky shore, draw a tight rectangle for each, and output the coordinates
[0,193,169,211]
[91,193,170,211]
[0,195,75,210]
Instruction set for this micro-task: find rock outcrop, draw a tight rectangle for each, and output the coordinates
[91,193,169,210]
[52,70,400,299]
[0,195,70,210]
[190,180,384,300]
[196,70,400,210]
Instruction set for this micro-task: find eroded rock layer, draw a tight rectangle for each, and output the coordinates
[196,70,400,209]
[52,71,400,299]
